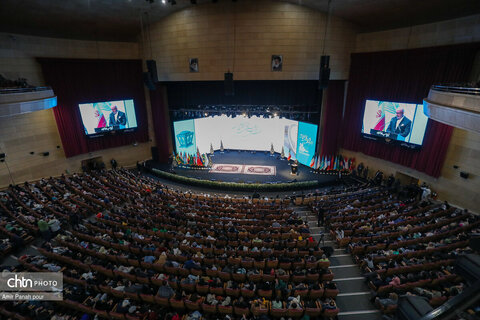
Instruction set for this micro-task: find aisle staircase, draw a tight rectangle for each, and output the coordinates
[294,205,382,320]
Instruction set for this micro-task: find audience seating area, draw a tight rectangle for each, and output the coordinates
[308,185,478,316]
[0,169,341,320]
[1,168,478,319]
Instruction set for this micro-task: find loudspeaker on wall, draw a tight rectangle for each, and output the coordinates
[319,55,330,89]
[224,72,234,96]
[143,72,156,91]
[146,60,158,83]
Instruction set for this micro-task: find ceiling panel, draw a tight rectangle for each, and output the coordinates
[0,0,478,42]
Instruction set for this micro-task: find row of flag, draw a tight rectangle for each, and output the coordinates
[309,154,355,171]
[175,151,210,167]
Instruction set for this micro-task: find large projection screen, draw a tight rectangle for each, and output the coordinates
[361,100,428,146]
[194,115,297,154]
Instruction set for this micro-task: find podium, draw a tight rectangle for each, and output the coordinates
[291,163,298,175]
[370,129,398,140]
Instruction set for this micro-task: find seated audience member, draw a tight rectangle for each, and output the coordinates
[375,293,399,308]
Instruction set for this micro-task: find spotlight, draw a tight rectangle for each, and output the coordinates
[204,112,208,117]
[162,0,166,3]
[273,113,277,117]
[242,112,246,117]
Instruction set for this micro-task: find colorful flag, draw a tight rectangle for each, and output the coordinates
[196,148,203,166]
[373,101,397,131]
[310,155,315,168]
[287,151,292,161]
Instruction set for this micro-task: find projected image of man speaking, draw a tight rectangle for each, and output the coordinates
[387,108,411,139]
[109,105,126,127]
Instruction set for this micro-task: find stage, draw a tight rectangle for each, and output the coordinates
[145,150,339,187]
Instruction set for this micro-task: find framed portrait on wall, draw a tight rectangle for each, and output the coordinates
[271,55,282,71]
[189,58,199,72]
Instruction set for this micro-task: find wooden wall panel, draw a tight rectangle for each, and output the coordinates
[355,14,480,53]
[146,0,357,81]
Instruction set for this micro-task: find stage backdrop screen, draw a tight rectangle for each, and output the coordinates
[79,99,138,136]
[296,121,318,167]
[361,100,428,147]
[173,119,197,156]
[173,115,318,167]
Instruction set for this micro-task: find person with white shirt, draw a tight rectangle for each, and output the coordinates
[48,217,61,235]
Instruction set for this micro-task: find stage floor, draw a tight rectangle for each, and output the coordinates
[147,150,338,185]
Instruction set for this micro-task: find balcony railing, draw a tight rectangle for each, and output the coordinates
[431,85,480,95]
[0,86,52,94]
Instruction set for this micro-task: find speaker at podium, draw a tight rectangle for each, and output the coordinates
[291,161,298,175]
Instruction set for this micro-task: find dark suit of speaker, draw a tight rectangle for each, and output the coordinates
[109,111,127,127]
[387,116,412,138]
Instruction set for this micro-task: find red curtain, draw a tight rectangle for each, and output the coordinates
[340,42,480,177]
[320,80,346,156]
[149,85,171,163]
[38,58,149,158]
